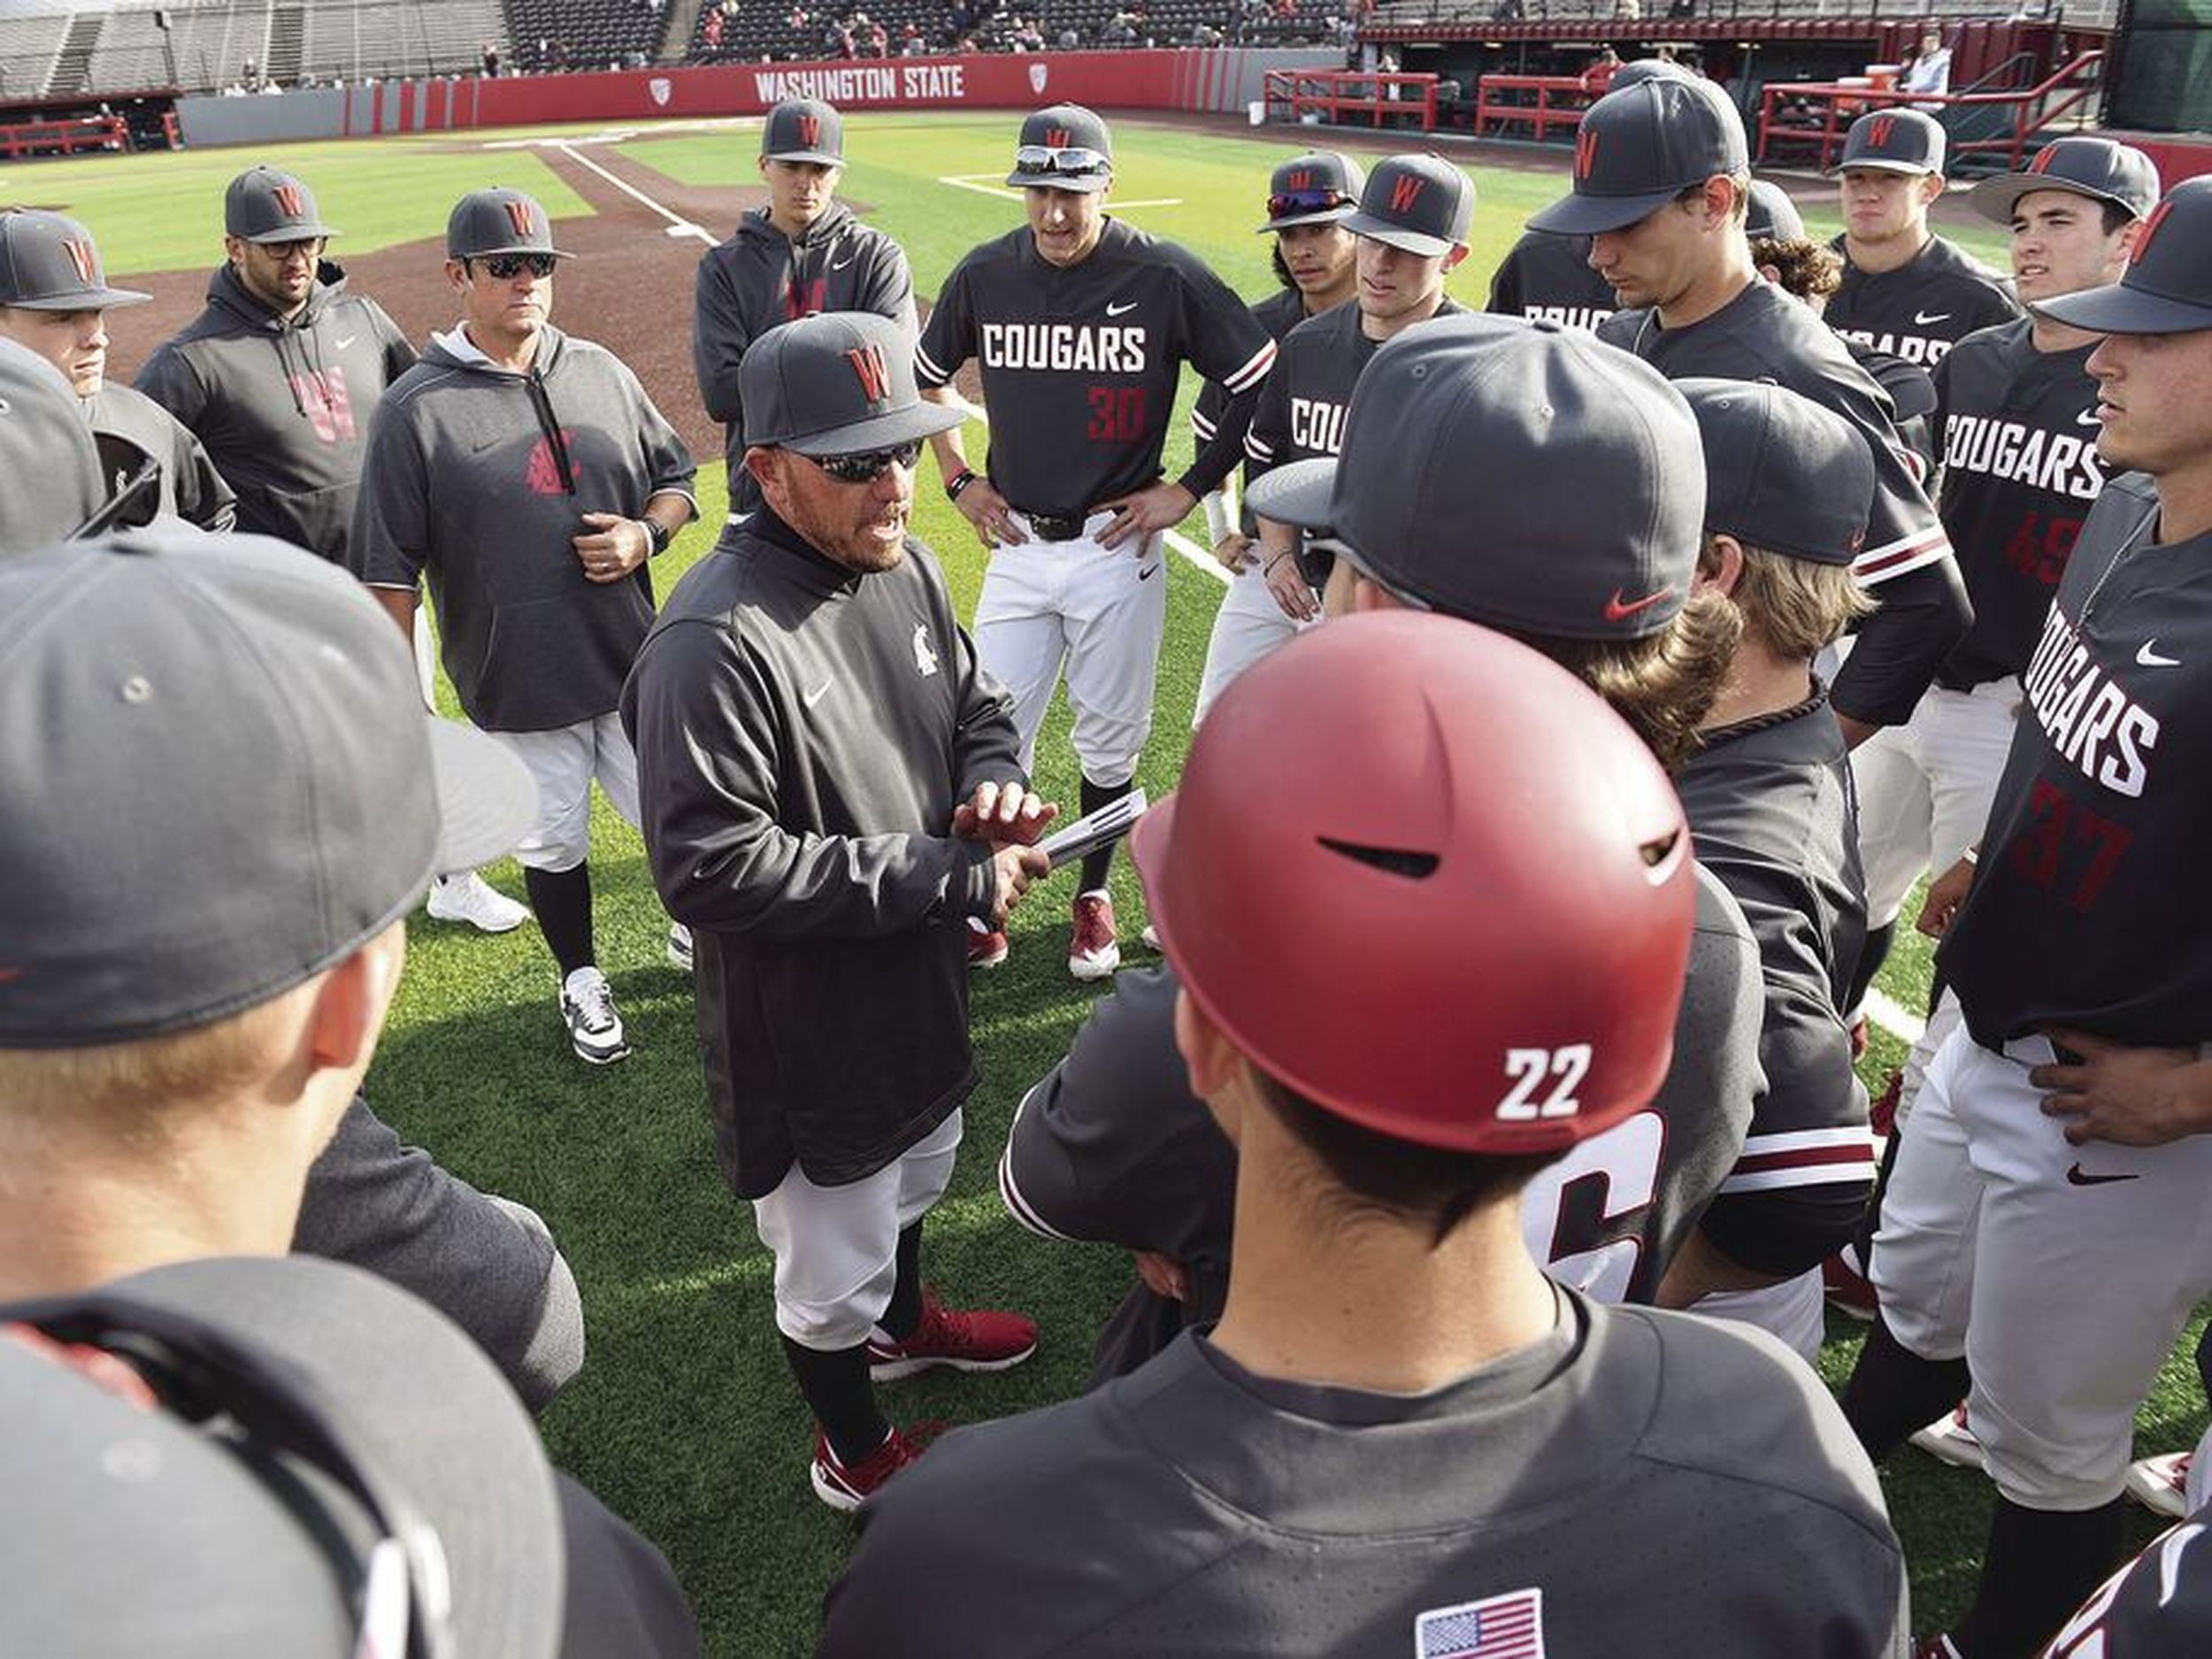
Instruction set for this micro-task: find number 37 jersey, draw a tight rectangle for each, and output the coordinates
[917,218,1275,516]
[1942,472,2212,1049]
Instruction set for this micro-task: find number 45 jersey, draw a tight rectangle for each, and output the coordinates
[1942,472,2212,1049]
[916,218,1274,516]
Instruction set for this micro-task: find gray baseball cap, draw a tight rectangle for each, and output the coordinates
[1258,150,1364,234]
[0,210,149,311]
[446,187,571,260]
[1528,79,1749,236]
[1245,312,1704,640]
[1833,108,1946,176]
[741,310,963,456]
[1342,154,1474,257]
[0,531,536,1048]
[0,338,104,549]
[762,96,843,164]
[1005,103,1113,193]
[0,1256,566,1658]
[1746,179,1808,242]
[2035,177,2212,334]
[1681,379,1873,565]
[223,165,340,242]
[1611,58,1696,91]
[1970,136,2161,225]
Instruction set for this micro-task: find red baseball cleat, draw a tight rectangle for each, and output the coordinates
[1068,889,1119,981]
[810,1421,942,1513]
[866,1290,1038,1380]
[966,919,1009,970]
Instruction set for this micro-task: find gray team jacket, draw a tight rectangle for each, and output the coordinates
[691,203,915,511]
[621,511,1023,1197]
[135,260,414,561]
[83,382,236,533]
[351,326,696,733]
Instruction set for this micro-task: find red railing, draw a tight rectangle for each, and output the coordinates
[1264,67,1440,131]
[0,113,127,159]
[1473,73,1600,140]
[1755,50,2105,173]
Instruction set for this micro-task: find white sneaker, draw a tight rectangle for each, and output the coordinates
[2126,1451,2193,1519]
[1140,922,1160,951]
[426,871,529,933]
[667,923,694,973]
[559,966,629,1064]
[1909,1403,1986,1472]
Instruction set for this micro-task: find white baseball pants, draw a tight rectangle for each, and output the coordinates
[1851,677,2021,930]
[1871,1027,2212,1509]
[1194,558,1311,726]
[974,510,1165,788]
[491,712,641,872]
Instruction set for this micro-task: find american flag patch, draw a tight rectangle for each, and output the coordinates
[1414,1588,1545,1658]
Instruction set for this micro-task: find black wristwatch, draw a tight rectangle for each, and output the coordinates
[641,517,672,557]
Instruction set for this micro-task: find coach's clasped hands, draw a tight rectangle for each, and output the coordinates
[954,780,1057,927]
[574,512,651,583]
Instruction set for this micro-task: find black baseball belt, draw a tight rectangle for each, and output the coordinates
[1011,507,1092,542]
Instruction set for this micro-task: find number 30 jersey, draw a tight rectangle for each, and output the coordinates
[917,218,1275,517]
[1943,472,2212,1049]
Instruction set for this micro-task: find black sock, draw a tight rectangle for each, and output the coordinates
[1841,1316,1971,1462]
[1078,776,1133,894]
[781,1336,887,1468]
[1851,1127,1905,1269]
[1846,918,1896,1018]
[1952,1495,2131,1657]
[524,864,595,979]
[880,1221,925,1342]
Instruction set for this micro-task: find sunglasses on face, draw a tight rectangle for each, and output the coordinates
[809,441,922,484]
[474,253,557,280]
[1013,145,1110,178]
[1268,188,1354,219]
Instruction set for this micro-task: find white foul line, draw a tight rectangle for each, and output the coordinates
[1863,987,1926,1046]
[555,140,717,245]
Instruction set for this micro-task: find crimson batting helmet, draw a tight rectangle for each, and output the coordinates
[1132,611,1694,1156]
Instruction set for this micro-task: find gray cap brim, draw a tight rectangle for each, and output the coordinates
[779,396,966,457]
[242,220,341,242]
[1526,185,1681,237]
[1257,204,1356,234]
[1342,210,1459,258]
[465,242,573,259]
[765,145,842,165]
[1005,169,1110,193]
[426,717,539,876]
[1244,455,1339,529]
[8,283,151,310]
[2033,282,2212,335]
[1970,172,2126,225]
[1827,157,1937,178]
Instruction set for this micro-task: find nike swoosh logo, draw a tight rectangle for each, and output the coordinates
[803,678,833,707]
[1137,561,1159,580]
[335,334,357,349]
[2077,409,2103,426]
[830,253,856,271]
[2138,641,2181,668]
[1603,586,1674,623]
[1913,311,1952,326]
[2066,1164,2139,1187]
[1106,301,1138,317]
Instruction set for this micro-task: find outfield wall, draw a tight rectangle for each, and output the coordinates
[173,48,1339,148]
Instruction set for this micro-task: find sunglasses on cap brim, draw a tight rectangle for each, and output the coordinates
[1268,188,1355,219]
[1013,145,1110,178]
[807,440,923,484]
[471,253,557,280]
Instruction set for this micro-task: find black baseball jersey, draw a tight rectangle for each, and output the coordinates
[83,382,236,533]
[2047,1511,2212,1656]
[135,260,416,562]
[1931,318,2108,688]
[1244,296,1464,479]
[819,1294,1908,1657]
[1941,473,2212,1049]
[1188,284,1308,509]
[916,218,1275,516]
[1827,233,2020,366]
[692,202,914,513]
[1486,228,1616,333]
[1600,280,1970,729]
[1676,693,1877,1274]
[999,868,1762,1379]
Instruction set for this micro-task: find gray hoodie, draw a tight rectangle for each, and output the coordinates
[351,323,695,733]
